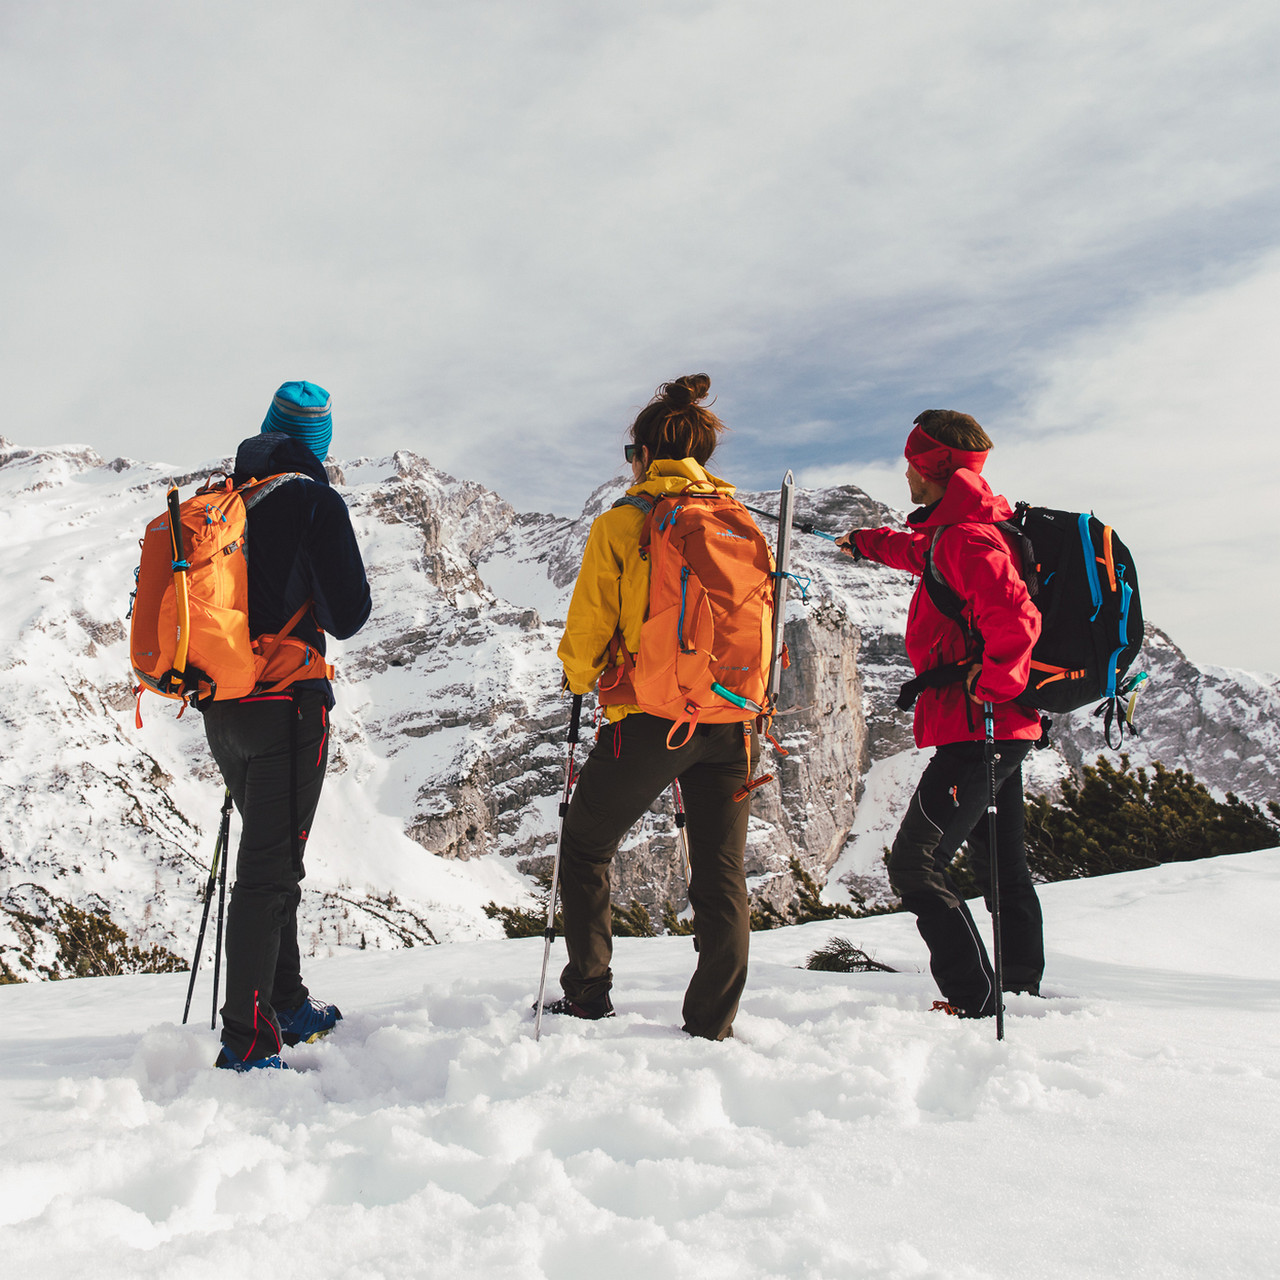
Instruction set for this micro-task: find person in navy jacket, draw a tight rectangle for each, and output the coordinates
[204,381,371,1070]
[838,410,1044,1017]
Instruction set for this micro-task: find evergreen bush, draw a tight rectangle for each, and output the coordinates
[50,904,185,979]
[750,858,863,931]
[950,754,1279,890]
[1022,755,1279,881]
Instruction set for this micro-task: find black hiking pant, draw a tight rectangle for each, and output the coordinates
[888,739,1044,1015]
[558,713,758,1041]
[203,688,330,1063]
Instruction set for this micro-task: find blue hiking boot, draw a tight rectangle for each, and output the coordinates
[214,1046,289,1072]
[276,995,343,1046]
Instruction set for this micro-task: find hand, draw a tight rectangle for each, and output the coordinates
[836,530,864,560]
[964,663,983,704]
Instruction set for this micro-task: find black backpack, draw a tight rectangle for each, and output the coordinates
[917,504,1145,744]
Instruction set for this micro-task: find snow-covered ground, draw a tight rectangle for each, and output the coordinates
[2,850,1278,1279]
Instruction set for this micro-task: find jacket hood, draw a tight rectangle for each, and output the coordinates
[908,468,1011,529]
[627,457,735,499]
[233,433,331,487]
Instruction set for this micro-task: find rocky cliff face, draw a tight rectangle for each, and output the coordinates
[1,437,1275,979]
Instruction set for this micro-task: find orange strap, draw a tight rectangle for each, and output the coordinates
[1029,660,1087,690]
[255,601,312,667]
[1101,525,1117,592]
[253,601,333,693]
[666,706,700,750]
[597,632,635,695]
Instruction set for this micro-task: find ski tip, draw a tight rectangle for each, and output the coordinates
[782,469,794,486]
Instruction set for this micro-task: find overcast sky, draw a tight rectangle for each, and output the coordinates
[3,1,1278,671]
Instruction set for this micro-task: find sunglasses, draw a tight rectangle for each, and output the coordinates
[624,443,642,464]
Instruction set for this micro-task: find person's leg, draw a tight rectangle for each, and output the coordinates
[557,715,686,1005]
[203,692,326,1063]
[888,743,1003,1015]
[966,747,1044,993]
[677,722,756,1040]
[268,691,329,1015]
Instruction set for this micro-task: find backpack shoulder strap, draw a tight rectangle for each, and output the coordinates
[240,471,311,510]
[611,493,657,516]
[995,514,1039,597]
[923,527,967,625]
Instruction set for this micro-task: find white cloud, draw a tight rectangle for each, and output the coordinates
[1002,251,1280,673]
[803,251,1280,672]
[2,0,1278,668]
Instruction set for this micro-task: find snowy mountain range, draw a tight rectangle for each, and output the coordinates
[2,438,1277,979]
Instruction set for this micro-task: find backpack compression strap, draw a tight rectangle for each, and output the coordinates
[252,599,333,694]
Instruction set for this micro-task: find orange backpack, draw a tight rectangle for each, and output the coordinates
[600,482,776,747]
[128,474,333,724]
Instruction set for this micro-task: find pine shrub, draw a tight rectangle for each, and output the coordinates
[611,900,657,938]
[50,905,185,978]
[804,936,896,972]
[660,901,696,935]
[949,754,1280,891]
[1022,755,1279,882]
[750,858,863,931]
[483,874,658,939]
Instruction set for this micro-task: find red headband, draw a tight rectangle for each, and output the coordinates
[904,424,987,483]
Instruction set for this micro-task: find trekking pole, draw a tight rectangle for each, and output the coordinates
[670,779,692,887]
[741,500,839,542]
[670,779,699,951]
[534,693,583,1041]
[983,701,1004,1042]
[181,788,233,1025]
[210,796,232,1031]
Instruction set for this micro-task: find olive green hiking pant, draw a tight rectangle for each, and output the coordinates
[558,712,759,1041]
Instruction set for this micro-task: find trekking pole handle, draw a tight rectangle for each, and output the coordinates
[567,692,583,745]
[742,501,838,542]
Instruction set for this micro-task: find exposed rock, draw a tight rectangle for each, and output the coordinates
[0,440,1274,977]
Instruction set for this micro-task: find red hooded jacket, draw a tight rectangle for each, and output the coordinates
[854,469,1042,748]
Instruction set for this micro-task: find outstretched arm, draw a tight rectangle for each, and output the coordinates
[838,526,927,576]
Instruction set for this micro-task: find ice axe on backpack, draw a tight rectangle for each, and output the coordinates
[534,693,584,1041]
[165,485,193,697]
[182,788,233,1028]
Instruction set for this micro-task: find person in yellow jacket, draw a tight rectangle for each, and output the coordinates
[548,373,760,1040]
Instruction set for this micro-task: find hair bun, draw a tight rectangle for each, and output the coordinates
[661,373,711,409]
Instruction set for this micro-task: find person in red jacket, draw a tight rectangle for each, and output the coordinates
[838,410,1044,1016]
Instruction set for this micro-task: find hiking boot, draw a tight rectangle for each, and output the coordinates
[276,995,343,1046]
[1004,984,1042,997]
[214,1046,290,1072]
[683,1025,734,1041]
[537,993,616,1020]
[931,999,996,1020]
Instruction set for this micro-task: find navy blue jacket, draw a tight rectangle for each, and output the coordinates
[231,434,372,689]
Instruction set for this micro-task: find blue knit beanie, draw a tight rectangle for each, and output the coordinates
[261,380,333,460]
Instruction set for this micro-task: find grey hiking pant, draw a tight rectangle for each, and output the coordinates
[558,713,759,1040]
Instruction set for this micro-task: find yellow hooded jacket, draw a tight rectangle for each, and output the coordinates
[557,458,737,723]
